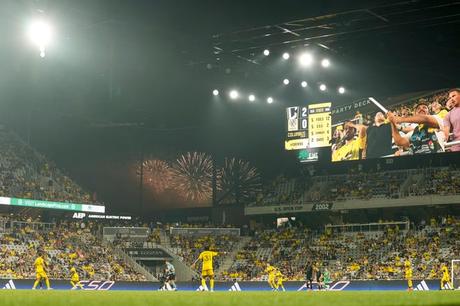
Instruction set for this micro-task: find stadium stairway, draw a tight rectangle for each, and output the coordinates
[159,229,171,247]
[104,240,158,281]
[154,244,200,281]
[216,236,252,279]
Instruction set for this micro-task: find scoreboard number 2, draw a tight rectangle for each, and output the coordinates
[301,107,307,118]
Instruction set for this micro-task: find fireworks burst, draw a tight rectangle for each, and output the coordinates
[219,157,261,203]
[137,159,173,194]
[171,152,213,202]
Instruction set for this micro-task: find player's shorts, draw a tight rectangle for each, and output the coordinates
[441,276,450,283]
[36,271,47,279]
[305,274,313,281]
[201,269,214,277]
[268,274,275,282]
[166,273,176,281]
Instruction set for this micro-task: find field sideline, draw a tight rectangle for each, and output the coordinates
[1,291,460,306]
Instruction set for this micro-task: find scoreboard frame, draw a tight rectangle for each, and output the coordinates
[285,102,332,154]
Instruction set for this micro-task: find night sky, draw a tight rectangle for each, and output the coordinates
[0,0,459,213]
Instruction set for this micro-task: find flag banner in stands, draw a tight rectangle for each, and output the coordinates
[0,196,105,213]
[0,279,448,291]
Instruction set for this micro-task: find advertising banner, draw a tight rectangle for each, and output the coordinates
[0,279,447,291]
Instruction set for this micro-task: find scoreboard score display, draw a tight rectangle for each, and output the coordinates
[285,102,332,162]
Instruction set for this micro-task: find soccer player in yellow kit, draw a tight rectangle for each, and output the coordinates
[265,263,277,290]
[404,259,413,291]
[32,251,52,290]
[193,245,222,292]
[275,269,285,291]
[70,267,84,290]
[440,263,451,290]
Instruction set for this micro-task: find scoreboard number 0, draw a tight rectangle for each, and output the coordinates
[301,119,307,129]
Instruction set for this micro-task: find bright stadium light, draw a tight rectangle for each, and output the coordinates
[319,84,327,91]
[263,49,270,56]
[40,46,46,58]
[283,78,290,85]
[248,94,255,102]
[301,81,308,88]
[267,97,274,104]
[229,90,239,99]
[282,52,290,60]
[299,52,313,67]
[321,58,330,68]
[212,89,219,96]
[338,86,346,94]
[28,19,52,57]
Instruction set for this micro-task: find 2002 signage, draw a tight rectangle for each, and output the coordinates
[312,203,333,211]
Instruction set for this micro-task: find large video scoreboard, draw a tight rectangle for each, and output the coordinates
[285,102,332,162]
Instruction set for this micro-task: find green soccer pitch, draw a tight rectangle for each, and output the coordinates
[1,290,460,306]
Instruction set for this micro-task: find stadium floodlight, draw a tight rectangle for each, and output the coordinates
[212,89,219,96]
[319,84,327,91]
[338,86,346,94]
[282,52,290,60]
[248,94,255,102]
[321,58,330,68]
[301,81,308,88]
[267,97,274,104]
[40,46,46,58]
[229,90,239,99]
[283,78,290,85]
[263,49,270,56]
[299,52,313,67]
[28,19,52,57]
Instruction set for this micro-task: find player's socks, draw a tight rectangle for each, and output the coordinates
[201,278,206,290]
[210,279,214,291]
[32,280,39,289]
[46,279,51,289]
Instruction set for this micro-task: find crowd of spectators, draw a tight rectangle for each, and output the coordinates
[418,168,460,196]
[0,128,99,205]
[223,216,460,282]
[169,233,239,272]
[250,166,460,207]
[0,217,146,281]
[223,227,313,281]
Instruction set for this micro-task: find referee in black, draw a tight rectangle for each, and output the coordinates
[305,261,314,290]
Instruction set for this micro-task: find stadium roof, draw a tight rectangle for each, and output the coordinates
[1,0,459,128]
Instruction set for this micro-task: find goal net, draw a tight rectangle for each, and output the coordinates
[451,260,460,290]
